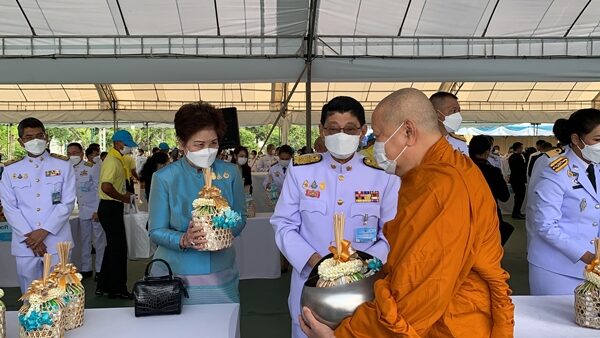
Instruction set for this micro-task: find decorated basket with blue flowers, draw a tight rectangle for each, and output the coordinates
[575,238,600,329]
[51,242,85,331]
[1,288,6,338]
[191,168,242,251]
[18,254,65,338]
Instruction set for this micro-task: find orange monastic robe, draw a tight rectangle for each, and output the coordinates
[335,137,515,337]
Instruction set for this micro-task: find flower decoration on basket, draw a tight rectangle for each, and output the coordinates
[18,254,66,338]
[575,238,600,329]
[316,213,383,288]
[50,241,85,331]
[1,288,6,338]
[191,168,241,251]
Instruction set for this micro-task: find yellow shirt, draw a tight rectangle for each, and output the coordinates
[123,154,135,179]
[99,148,127,201]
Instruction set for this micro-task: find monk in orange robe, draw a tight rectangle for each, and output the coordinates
[300,88,514,338]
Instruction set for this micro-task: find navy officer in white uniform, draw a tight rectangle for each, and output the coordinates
[271,96,401,338]
[263,144,294,194]
[0,117,75,292]
[527,109,600,295]
[67,142,106,279]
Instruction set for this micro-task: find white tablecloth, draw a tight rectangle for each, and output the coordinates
[6,303,240,338]
[234,212,281,280]
[514,295,598,337]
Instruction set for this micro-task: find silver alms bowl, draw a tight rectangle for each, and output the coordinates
[300,252,384,329]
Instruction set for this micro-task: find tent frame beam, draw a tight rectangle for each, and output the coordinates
[305,0,319,151]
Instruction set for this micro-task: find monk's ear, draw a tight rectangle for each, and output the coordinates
[404,120,418,146]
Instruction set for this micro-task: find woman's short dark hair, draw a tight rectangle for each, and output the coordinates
[320,96,366,126]
[174,102,227,143]
[553,109,600,145]
[140,152,170,183]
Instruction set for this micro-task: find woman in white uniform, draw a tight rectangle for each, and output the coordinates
[527,108,600,295]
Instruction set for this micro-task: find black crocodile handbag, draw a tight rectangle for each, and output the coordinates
[133,259,189,317]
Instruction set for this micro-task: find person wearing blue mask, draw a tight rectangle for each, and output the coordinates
[149,102,246,304]
[527,109,600,295]
[271,96,400,338]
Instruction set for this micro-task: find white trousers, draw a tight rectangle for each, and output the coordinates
[529,263,583,295]
[79,218,106,272]
[15,255,59,293]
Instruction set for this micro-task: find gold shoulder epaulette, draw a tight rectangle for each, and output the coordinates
[544,147,563,158]
[363,157,383,171]
[4,156,24,167]
[84,161,94,167]
[50,153,69,161]
[292,153,322,166]
[549,156,568,173]
[449,133,467,142]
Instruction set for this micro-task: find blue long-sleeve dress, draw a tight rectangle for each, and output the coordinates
[149,158,247,304]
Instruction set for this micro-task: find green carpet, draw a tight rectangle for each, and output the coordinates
[1,218,527,337]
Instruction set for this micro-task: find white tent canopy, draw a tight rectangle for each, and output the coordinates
[1,0,600,125]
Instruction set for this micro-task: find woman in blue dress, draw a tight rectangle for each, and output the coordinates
[149,102,246,303]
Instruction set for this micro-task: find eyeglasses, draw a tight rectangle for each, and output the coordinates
[323,126,361,136]
[21,133,46,142]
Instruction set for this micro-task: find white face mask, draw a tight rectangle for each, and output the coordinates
[579,139,600,164]
[324,133,360,159]
[279,159,290,168]
[374,122,406,175]
[441,111,463,133]
[186,147,218,168]
[94,155,101,164]
[69,156,82,166]
[24,139,47,156]
[237,157,248,165]
[122,146,132,155]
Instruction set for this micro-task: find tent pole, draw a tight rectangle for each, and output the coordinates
[113,106,118,130]
[305,0,319,152]
[250,64,307,168]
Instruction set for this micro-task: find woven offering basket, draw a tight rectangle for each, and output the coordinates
[0,289,5,338]
[52,242,85,330]
[19,254,66,338]
[191,168,238,251]
[574,238,600,329]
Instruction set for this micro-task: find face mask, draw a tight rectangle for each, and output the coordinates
[24,139,47,156]
[324,133,360,159]
[186,147,218,168]
[94,155,101,164]
[279,159,290,168]
[122,146,132,155]
[237,157,248,165]
[69,156,82,166]
[440,111,463,133]
[374,122,406,175]
[579,138,600,164]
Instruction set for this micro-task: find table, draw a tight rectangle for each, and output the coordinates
[513,295,599,337]
[234,212,281,280]
[6,303,240,338]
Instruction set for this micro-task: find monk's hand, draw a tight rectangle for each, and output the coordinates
[300,307,335,338]
[308,253,322,268]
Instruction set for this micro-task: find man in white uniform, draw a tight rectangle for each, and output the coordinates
[430,91,468,154]
[67,142,106,279]
[0,118,76,292]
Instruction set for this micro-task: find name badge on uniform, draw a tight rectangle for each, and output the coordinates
[355,191,380,203]
[355,227,377,243]
[80,170,88,176]
[45,170,61,177]
[52,183,62,205]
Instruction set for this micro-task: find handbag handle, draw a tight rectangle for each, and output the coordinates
[143,258,174,280]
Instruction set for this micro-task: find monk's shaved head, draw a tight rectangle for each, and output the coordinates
[376,88,438,132]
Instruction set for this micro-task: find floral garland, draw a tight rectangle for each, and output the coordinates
[192,198,241,230]
[318,259,364,282]
[18,310,54,332]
